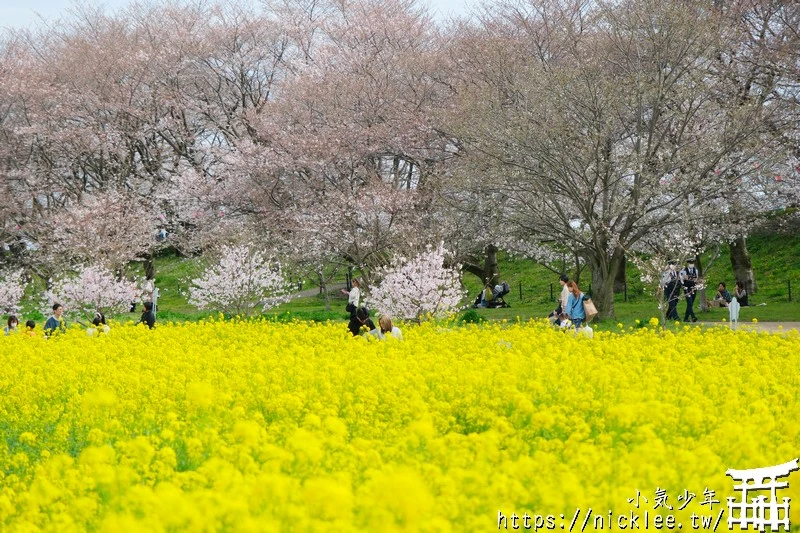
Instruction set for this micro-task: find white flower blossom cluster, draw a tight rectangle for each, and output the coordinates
[367,244,467,321]
[43,265,142,320]
[0,269,27,314]
[188,245,291,316]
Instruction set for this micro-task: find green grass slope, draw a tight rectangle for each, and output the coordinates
[11,234,800,328]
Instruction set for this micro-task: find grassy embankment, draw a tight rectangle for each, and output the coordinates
[16,234,800,329]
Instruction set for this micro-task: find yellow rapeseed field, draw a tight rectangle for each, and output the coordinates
[1,319,798,532]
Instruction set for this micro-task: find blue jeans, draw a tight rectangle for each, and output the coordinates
[573,318,583,329]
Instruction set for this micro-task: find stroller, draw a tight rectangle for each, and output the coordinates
[473,281,511,308]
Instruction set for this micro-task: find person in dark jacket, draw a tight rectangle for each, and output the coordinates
[348,307,375,336]
[138,301,156,329]
[661,262,681,321]
[680,261,699,322]
[712,282,732,308]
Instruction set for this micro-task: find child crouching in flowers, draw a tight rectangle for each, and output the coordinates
[348,307,375,336]
[370,315,404,340]
[87,312,110,336]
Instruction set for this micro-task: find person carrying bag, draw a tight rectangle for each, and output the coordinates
[565,281,587,331]
[583,295,598,323]
[341,278,361,318]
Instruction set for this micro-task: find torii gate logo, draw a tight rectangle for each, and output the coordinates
[726,459,799,532]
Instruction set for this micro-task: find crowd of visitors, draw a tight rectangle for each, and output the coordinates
[660,261,749,320]
[3,300,157,339]
[3,267,754,340]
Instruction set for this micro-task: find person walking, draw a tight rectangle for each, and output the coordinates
[565,280,586,332]
[558,275,570,315]
[661,262,681,321]
[681,260,699,322]
[548,274,571,325]
[341,278,361,318]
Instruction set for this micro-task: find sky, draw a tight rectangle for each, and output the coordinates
[0,0,472,32]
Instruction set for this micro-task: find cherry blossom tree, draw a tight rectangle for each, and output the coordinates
[43,265,141,321]
[236,0,450,278]
[0,269,27,314]
[188,244,291,316]
[366,244,467,321]
[1,0,456,287]
[442,0,796,318]
[35,190,160,273]
[1,2,293,268]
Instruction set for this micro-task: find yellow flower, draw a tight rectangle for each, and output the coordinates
[18,432,36,446]
[0,319,797,529]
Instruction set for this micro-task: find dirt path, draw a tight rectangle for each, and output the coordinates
[695,321,800,334]
[291,282,348,300]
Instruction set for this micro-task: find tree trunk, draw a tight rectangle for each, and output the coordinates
[589,246,625,318]
[729,236,756,294]
[144,255,156,280]
[572,251,584,286]
[484,244,499,285]
[462,262,485,282]
[463,245,501,286]
[695,254,708,312]
[318,271,331,312]
[613,252,626,292]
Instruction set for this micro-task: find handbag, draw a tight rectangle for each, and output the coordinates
[345,302,356,314]
[583,297,598,323]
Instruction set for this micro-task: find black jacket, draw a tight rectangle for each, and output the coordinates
[348,317,375,336]
[139,310,156,329]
